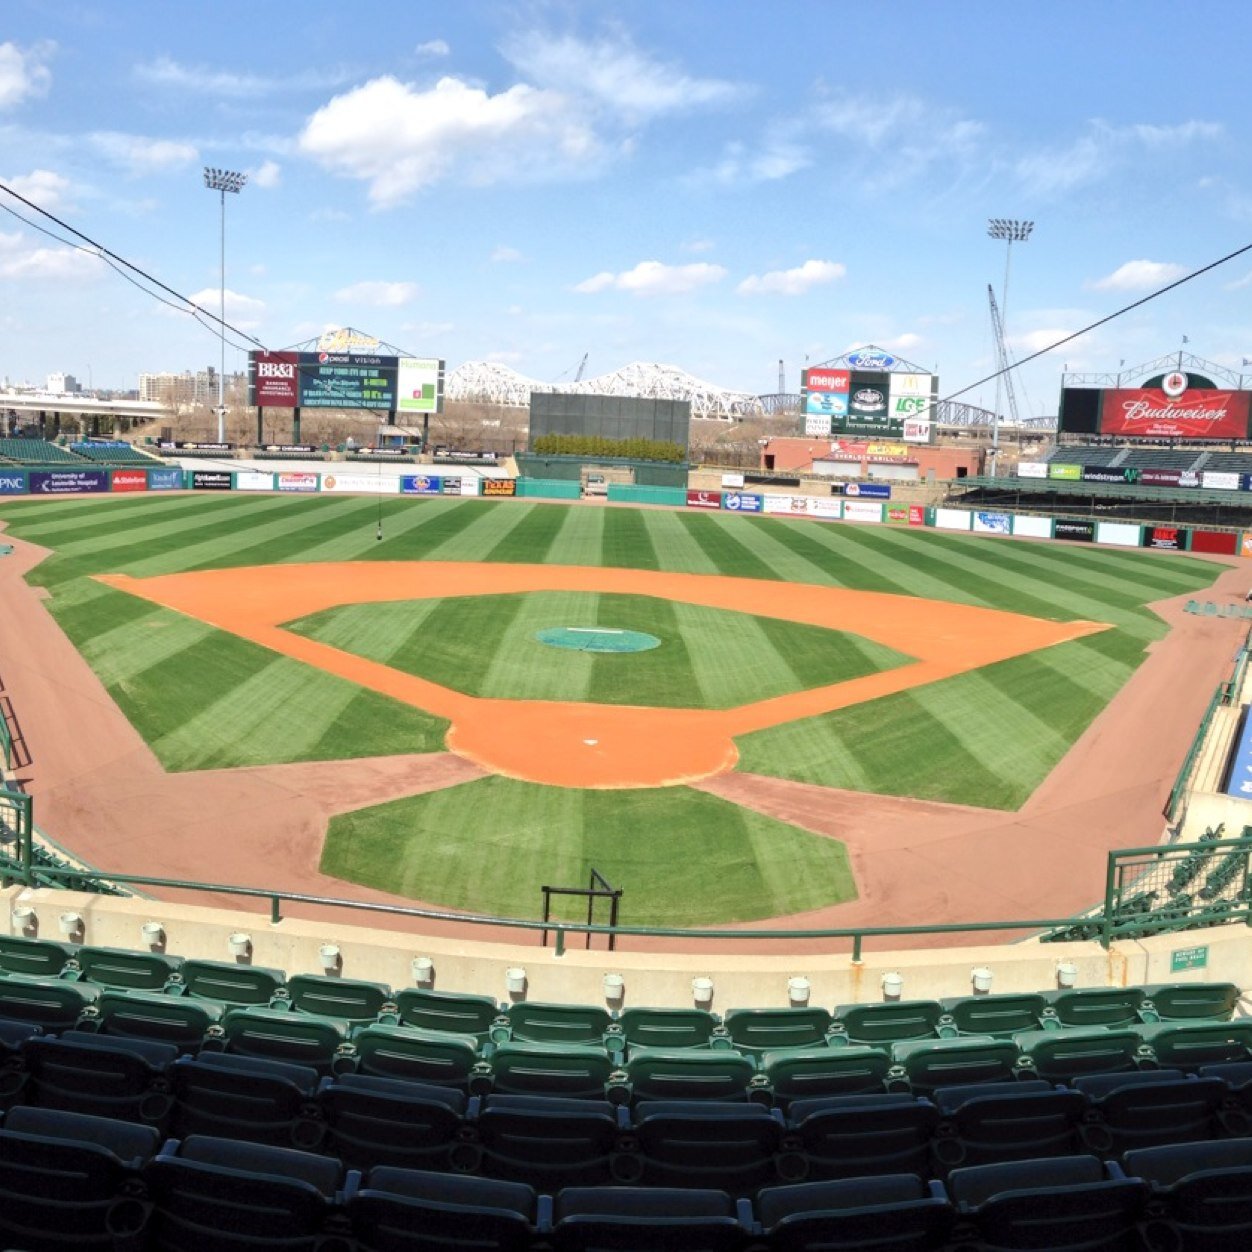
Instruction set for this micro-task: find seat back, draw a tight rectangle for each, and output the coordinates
[500,1000,613,1046]
[21,1031,177,1122]
[350,1023,480,1087]
[943,993,1047,1038]
[0,973,97,1030]
[553,1185,743,1252]
[71,946,182,992]
[393,987,501,1040]
[1014,1027,1142,1082]
[0,934,77,978]
[832,1000,943,1046]
[1142,981,1241,1022]
[322,1073,467,1172]
[176,959,286,1007]
[488,1041,615,1100]
[891,1036,1020,1092]
[618,1007,718,1051]
[283,972,393,1023]
[626,1048,755,1103]
[1136,1020,1252,1070]
[86,988,219,1048]
[721,1007,835,1055]
[762,1045,892,1104]
[477,1095,620,1187]
[218,1006,350,1072]
[788,1094,939,1181]
[1048,987,1146,1030]
[933,1082,1087,1170]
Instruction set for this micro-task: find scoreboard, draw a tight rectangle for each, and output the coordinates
[248,352,444,413]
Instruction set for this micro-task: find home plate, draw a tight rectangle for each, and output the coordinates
[583,738,599,746]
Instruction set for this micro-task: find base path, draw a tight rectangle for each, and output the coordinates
[99,561,1102,789]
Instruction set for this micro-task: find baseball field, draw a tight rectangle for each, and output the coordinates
[0,491,1229,927]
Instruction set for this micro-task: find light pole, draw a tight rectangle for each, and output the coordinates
[987,218,1033,474]
[203,167,247,444]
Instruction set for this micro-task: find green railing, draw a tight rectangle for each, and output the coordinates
[0,704,11,772]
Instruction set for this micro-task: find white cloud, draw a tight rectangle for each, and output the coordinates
[251,160,281,188]
[334,281,419,307]
[702,138,810,185]
[90,131,198,173]
[188,286,265,326]
[0,41,53,110]
[682,238,715,254]
[5,168,72,212]
[502,30,740,120]
[1225,270,1252,291]
[415,40,450,58]
[1009,327,1075,354]
[1090,259,1188,292]
[491,245,522,263]
[134,56,350,97]
[574,260,727,296]
[401,319,454,337]
[882,332,923,352]
[738,259,845,296]
[814,92,984,158]
[298,75,597,207]
[0,231,98,281]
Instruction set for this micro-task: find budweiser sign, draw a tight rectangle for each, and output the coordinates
[1100,388,1250,441]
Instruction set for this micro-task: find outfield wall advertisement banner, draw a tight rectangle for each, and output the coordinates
[935,508,971,531]
[762,494,794,514]
[401,475,442,495]
[1145,526,1183,550]
[1202,471,1241,491]
[1055,518,1095,542]
[843,482,891,498]
[482,478,517,497]
[29,469,109,495]
[110,470,148,493]
[1082,466,1139,485]
[973,511,1011,535]
[321,473,401,494]
[1012,515,1053,539]
[0,472,26,494]
[148,468,183,490]
[1048,464,1082,480]
[722,493,762,512]
[687,489,721,509]
[276,473,318,492]
[1096,521,1142,547]
[885,505,909,524]
[843,500,883,522]
[1017,462,1048,478]
[190,471,232,491]
[909,505,926,526]
[236,471,275,491]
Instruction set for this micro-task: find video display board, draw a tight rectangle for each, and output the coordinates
[248,351,444,412]
[802,355,937,438]
[1059,372,1252,441]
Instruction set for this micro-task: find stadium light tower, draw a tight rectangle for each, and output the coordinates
[986,218,1034,474]
[203,167,247,444]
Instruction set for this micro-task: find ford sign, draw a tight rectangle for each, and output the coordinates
[847,350,896,370]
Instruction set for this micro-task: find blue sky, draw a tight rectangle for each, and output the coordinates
[1,1,1250,413]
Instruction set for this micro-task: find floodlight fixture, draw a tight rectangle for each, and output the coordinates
[203,167,248,443]
[986,218,1035,473]
[987,218,1034,242]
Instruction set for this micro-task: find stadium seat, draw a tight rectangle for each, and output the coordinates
[20,1029,177,1126]
[829,999,946,1047]
[478,1093,625,1187]
[172,958,287,1007]
[1013,1026,1144,1083]
[756,1044,892,1105]
[145,1134,352,1250]
[0,972,98,1031]
[169,1050,323,1148]
[930,1080,1087,1172]
[619,1047,756,1104]
[348,1165,539,1252]
[392,987,503,1042]
[483,1041,617,1100]
[719,1007,837,1056]
[0,1105,159,1250]
[320,1072,469,1173]
[281,971,394,1024]
[551,1184,750,1252]
[889,1035,1020,1092]
[1140,982,1242,1022]
[348,1023,482,1089]
[208,1005,352,1072]
[491,1000,617,1051]
[1073,1069,1228,1156]
[617,1006,720,1051]
[1123,1139,1252,1251]
[79,987,220,1050]
[756,1174,954,1252]
[621,1100,787,1192]
[1045,986,1148,1030]
[786,1092,939,1181]
[939,992,1049,1038]
[946,1154,1150,1251]
[1136,1019,1252,1070]
[63,944,183,992]
[0,933,79,979]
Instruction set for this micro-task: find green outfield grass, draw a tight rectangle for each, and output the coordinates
[285,591,911,709]
[320,775,857,925]
[0,491,1229,920]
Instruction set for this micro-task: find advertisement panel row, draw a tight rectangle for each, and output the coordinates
[248,352,445,413]
[1024,461,1252,494]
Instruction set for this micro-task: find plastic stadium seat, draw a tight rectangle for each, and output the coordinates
[1123,1139,1252,1251]
[1140,982,1242,1022]
[1136,1020,1252,1070]
[0,1105,160,1251]
[477,1094,625,1187]
[620,1100,786,1193]
[320,1072,468,1173]
[551,1184,750,1252]
[79,987,220,1050]
[829,999,945,1047]
[1045,986,1148,1030]
[0,1016,40,1066]
[718,1007,836,1057]
[170,1051,323,1148]
[620,1047,756,1104]
[757,1044,892,1105]
[171,958,287,1007]
[0,972,98,1030]
[1013,1026,1144,1083]
[491,1000,616,1048]
[1073,1069,1228,1156]
[392,987,502,1042]
[756,1174,954,1252]
[0,933,78,979]
[939,992,1048,1038]
[1198,1060,1252,1134]
[64,944,183,992]
[482,1041,616,1100]
[348,1023,482,1089]
[946,1154,1150,1251]
[210,1005,352,1073]
[281,972,394,1024]
[617,1006,720,1051]
[930,1080,1087,1172]
[889,1035,1020,1092]
[348,1166,538,1252]
[145,1134,351,1251]
[20,1030,177,1126]
[785,1092,939,1181]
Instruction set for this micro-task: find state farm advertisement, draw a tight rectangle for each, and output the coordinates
[1100,388,1250,441]
[250,352,300,407]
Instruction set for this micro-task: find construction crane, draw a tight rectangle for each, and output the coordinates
[574,353,589,383]
[987,284,1019,473]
